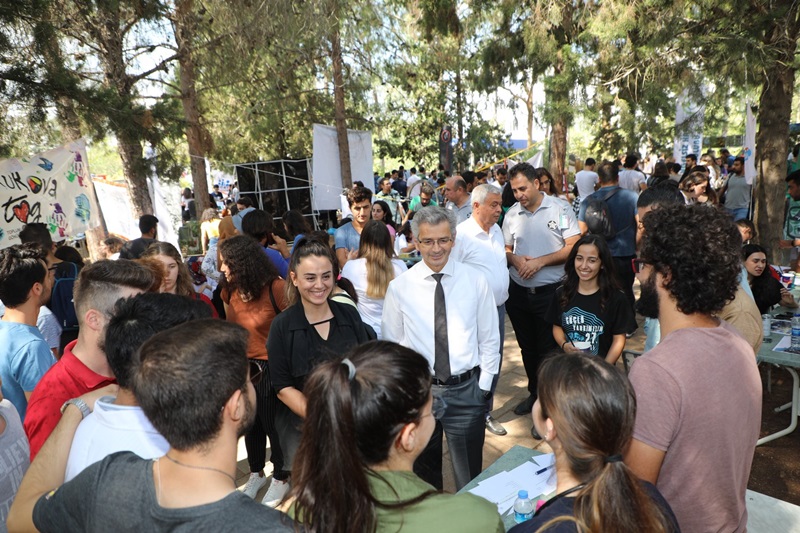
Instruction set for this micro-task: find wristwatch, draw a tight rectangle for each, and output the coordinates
[60,398,91,419]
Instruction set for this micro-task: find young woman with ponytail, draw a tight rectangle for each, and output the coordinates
[288,341,503,533]
[510,353,680,533]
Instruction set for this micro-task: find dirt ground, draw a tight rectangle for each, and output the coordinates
[749,365,800,505]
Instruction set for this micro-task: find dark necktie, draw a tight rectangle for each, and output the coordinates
[432,273,450,381]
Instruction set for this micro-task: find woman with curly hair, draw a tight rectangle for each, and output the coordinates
[140,242,217,316]
[545,234,634,364]
[341,221,407,338]
[218,234,290,506]
[510,353,679,533]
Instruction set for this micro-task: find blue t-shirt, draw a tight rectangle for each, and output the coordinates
[0,321,56,421]
[334,221,361,252]
[578,186,638,257]
[262,247,289,279]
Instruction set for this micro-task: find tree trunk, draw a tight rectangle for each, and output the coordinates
[330,22,352,189]
[456,69,464,168]
[753,5,800,263]
[547,55,568,191]
[525,82,534,148]
[117,134,152,219]
[174,0,211,214]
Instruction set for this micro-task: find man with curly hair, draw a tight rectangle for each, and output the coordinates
[625,204,761,533]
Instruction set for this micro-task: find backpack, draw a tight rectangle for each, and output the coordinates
[51,262,79,331]
[583,187,620,240]
[785,198,800,239]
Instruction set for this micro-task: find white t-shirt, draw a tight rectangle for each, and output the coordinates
[340,258,407,339]
[574,169,599,201]
[0,399,29,526]
[618,169,646,192]
[64,396,169,482]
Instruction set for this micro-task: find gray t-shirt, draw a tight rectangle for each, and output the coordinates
[724,174,752,209]
[502,193,580,287]
[0,400,29,530]
[33,452,296,532]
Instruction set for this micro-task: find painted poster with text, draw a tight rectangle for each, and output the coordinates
[0,139,99,249]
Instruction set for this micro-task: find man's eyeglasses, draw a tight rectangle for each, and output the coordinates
[418,237,452,248]
[249,360,263,387]
[631,258,652,274]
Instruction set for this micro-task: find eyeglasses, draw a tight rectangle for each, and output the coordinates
[631,258,653,274]
[249,360,263,387]
[418,237,452,248]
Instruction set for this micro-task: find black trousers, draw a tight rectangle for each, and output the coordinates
[505,280,559,395]
[245,360,288,481]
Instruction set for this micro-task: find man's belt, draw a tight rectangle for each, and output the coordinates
[432,366,478,386]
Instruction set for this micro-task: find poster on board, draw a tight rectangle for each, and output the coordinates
[0,139,100,249]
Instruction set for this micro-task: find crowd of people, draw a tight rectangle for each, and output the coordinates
[0,151,786,533]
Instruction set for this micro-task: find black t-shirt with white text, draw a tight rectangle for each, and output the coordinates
[545,287,634,357]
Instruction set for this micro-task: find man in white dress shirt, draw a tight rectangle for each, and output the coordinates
[453,184,509,436]
[383,206,500,491]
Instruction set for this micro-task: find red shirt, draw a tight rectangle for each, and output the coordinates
[23,340,116,459]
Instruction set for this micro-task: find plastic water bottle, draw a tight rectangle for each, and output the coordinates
[792,314,800,350]
[513,490,534,523]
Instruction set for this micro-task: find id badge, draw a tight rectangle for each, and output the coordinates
[559,212,569,229]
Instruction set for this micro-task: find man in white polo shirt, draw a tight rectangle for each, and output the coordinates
[453,183,509,436]
[503,162,580,420]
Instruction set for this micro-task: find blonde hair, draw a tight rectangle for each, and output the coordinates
[358,221,396,299]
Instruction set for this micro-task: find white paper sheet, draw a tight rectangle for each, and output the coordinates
[468,453,557,515]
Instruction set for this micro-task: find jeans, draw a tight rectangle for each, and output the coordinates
[644,317,661,352]
[727,207,749,221]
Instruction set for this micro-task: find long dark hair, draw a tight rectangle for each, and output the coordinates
[218,235,280,302]
[372,200,397,231]
[560,234,620,310]
[282,209,312,239]
[537,354,672,533]
[290,341,433,533]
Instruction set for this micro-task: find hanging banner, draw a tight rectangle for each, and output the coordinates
[0,139,99,249]
[672,90,706,169]
[311,124,373,211]
[744,102,757,185]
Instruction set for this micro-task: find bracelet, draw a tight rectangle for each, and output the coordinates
[561,341,568,350]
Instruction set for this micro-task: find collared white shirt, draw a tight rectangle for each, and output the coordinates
[382,258,500,390]
[502,192,580,287]
[64,396,169,482]
[453,217,509,306]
